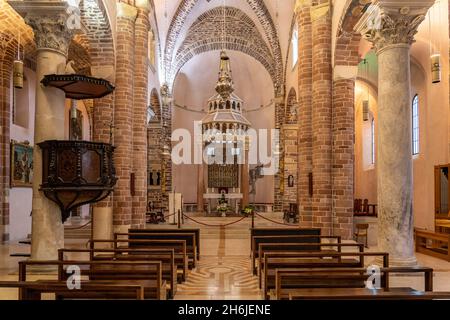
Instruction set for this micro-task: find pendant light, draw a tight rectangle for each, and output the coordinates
[13,32,24,89]
[362,59,369,122]
[429,2,441,84]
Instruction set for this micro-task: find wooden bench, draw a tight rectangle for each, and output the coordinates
[19,260,166,300]
[415,228,450,261]
[272,266,434,300]
[250,228,321,251]
[262,252,389,299]
[257,242,364,287]
[251,235,342,275]
[90,238,188,282]
[129,228,201,260]
[119,232,197,267]
[58,248,177,299]
[0,280,145,300]
[288,287,450,300]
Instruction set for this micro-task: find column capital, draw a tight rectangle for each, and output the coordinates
[117,2,138,20]
[354,0,434,54]
[9,1,78,56]
[294,0,311,14]
[310,2,330,22]
[135,0,150,11]
[333,65,358,81]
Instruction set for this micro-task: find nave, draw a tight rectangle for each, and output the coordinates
[1,214,450,300]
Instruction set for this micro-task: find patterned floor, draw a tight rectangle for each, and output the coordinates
[1,214,450,300]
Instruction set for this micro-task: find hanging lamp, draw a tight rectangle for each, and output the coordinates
[13,32,23,89]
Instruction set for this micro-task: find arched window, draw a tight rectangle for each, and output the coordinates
[412,95,419,155]
[291,23,299,68]
[371,118,375,165]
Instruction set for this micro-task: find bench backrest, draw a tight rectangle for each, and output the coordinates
[129,228,200,257]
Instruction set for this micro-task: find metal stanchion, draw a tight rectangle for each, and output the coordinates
[251,210,255,229]
[177,209,181,229]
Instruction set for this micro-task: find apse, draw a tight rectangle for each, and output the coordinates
[172,50,275,203]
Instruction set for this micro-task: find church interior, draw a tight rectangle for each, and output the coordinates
[1,0,450,301]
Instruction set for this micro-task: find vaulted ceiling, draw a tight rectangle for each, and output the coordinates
[153,0,296,93]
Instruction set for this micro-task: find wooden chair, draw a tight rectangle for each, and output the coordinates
[362,199,369,214]
[354,223,369,248]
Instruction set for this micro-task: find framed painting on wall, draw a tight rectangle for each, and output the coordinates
[10,141,33,188]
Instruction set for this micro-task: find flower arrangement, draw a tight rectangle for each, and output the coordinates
[242,205,255,216]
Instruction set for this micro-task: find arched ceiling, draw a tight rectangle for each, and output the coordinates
[173,7,276,87]
[154,0,295,93]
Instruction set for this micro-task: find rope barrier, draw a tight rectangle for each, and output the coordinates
[64,220,92,230]
[182,213,247,227]
[253,212,298,227]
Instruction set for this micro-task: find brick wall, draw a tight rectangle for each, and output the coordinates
[332,79,355,239]
[0,51,12,242]
[112,7,136,228]
[147,89,163,210]
[297,3,313,227]
[282,88,298,211]
[131,6,149,228]
[311,2,332,236]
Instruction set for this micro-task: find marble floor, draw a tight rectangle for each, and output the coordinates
[1,214,450,299]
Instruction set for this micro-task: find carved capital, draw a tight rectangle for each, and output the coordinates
[27,14,75,56]
[9,1,77,56]
[117,2,138,20]
[355,1,434,54]
[294,0,311,14]
[310,2,330,22]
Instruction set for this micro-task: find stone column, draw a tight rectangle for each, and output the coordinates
[273,95,285,212]
[10,1,76,260]
[332,66,358,240]
[197,164,204,212]
[356,0,434,266]
[113,2,137,233]
[241,140,250,207]
[132,0,149,228]
[311,1,332,235]
[296,0,313,227]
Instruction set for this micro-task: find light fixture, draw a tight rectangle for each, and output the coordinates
[362,59,370,122]
[429,2,441,84]
[13,32,23,89]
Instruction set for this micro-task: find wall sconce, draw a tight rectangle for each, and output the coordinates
[431,54,441,84]
[363,100,369,122]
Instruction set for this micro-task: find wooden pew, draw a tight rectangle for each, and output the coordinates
[118,232,197,268]
[89,238,188,282]
[415,228,450,261]
[58,248,177,299]
[288,288,450,300]
[257,242,364,287]
[129,228,201,260]
[251,235,342,275]
[273,266,434,300]
[250,228,321,252]
[18,260,166,300]
[0,281,145,300]
[262,252,389,299]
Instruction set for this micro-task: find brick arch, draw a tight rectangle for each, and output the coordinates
[334,0,368,67]
[171,6,277,90]
[285,87,297,125]
[164,0,283,92]
[80,0,115,72]
[149,88,162,124]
